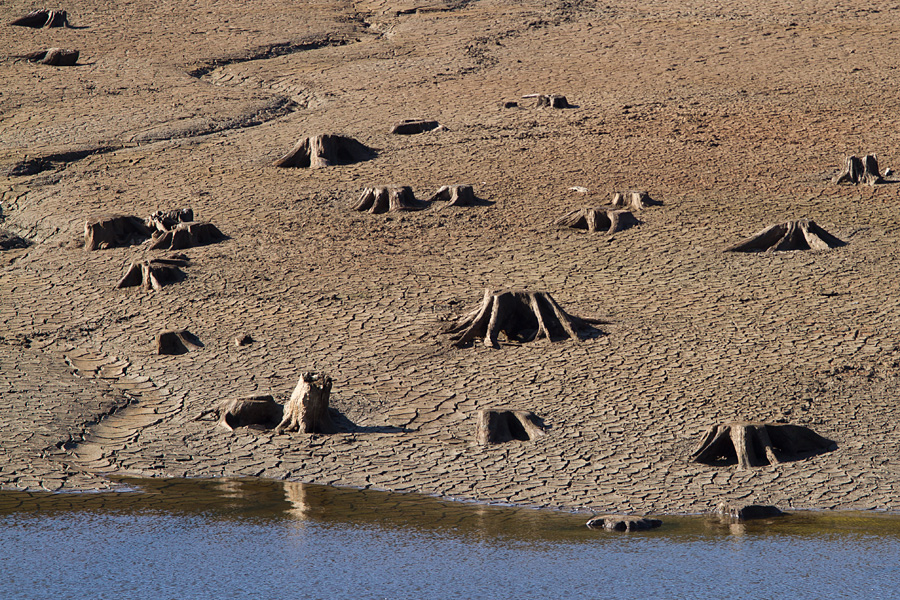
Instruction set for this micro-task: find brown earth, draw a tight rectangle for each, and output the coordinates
[3,0,900,513]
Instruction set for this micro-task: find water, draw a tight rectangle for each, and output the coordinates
[1,478,898,599]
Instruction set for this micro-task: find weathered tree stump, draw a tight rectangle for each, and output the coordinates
[10,9,69,27]
[352,186,424,214]
[724,219,845,252]
[427,185,477,207]
[25,48,79,66]
[147,208,193,233]
[691,422,836,469]
[274,134,375,168]
[554,206,638,234]
[390,119,442,134]
[116,256,188,291]
[833,154,883,186]
[155,329,202,355]
[610,190,660,210]
[0,231,30,251]
[586,516,663,531]
[532,94,571,108]
[713,503,785,521]
[476,409,546,445]
[233,333,254,347]
[445,289,603,348]
[275,372,335,434]
[149,221,225,250]
[84,215,151,250]
[216,395,283,431]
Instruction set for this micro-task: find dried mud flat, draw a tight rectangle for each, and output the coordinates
[4,0,900,514]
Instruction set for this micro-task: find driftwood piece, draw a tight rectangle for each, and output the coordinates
[25,48,79,66]
[586,516,663,532]
[274,134,375,168]
[445,289,603,348]
[84,215,151,250]
[476,409,546,444]
[724,219,845,253]
[691,422,836,469]
[352,186,424,214]
[155,329,202,355]
[390,119,442,134]
[713,503,785,521]
[534,94,571,108]
[216,395,283,431]
[116,256,188,291]
[427,185,477,207]
[554,206,638,234]
[149,221,225,250]
[833,154,883,186]
[610,190,660,210]
[147,208,193,233]
[10,9,69,27]
[275,372,335,434]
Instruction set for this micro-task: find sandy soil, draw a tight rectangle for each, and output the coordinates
[4,0,900,513]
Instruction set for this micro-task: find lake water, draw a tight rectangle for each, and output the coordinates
[1,478,898,599]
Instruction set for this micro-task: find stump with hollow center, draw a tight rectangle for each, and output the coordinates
[390,119,442,134]
[476,409,546,445]
[276,372,335,434]
[724,219,845,252]
[353,186,424,214]
[445,289,603,348]
[691,422,836,469]
[84,215,150,250]
[116,256,188,291]
[10,9,69,27]
[274,134,374,168]
[554,206,638,234]
[149,221,224,250]
[610,190,660,210]
[25,48,79,66]
[155,329,202,355]
[216,395,283,431]
[427,185,477,207]
[586,516,662,532]
[833,154,883,186]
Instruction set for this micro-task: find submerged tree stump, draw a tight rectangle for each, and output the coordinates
[476,409,546,445]
[610,190,660,210]
[275,372,335,434]
[713,503,785,521]
[25,48,79,66]
[155,329,202,355]
[691,422,836,469]
[274,134,375,168]
[390,119,442,134]
[427,185,477,207]
[724,219,845,252]
[216,395,283,431]
[10,9,69,27]
[116,256,188,291]
[84,215,150,250]
[352,186,424,214]
[149,221,225,250]
[445,289,603,348]
[833,154,883,186]
[586,516,663,532]
[554,206,638,234]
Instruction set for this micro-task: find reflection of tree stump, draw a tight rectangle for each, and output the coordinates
[610,190,660,210]
[155,329,202,355]
[84,215,150,250]
[390,119,442,134]
[713,503,785,521]
[276,372,335,434]
[724,219,845,252]
[147,208,193,233]
[476,409,546,444]
[833,154,883,186]
[149,221,225,250]
[274,134,375,168]
[554,206,638,233]
[692,422,836,469]
[216,395,283,431]
[10,9,69,28]
[445,289,603,348]
[586,516,662,531]
[116,256,188,291]
[427,185,477,207]
[352,186,424,214]
[25,48,79,66]
[534,94,571,108]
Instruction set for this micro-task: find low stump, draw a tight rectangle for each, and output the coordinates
[554,206,638,234]
[155,329,202,355]
[353,186,424,214]
[725,219,845,253]
[713,503,785,521]
[217,395,283,431]
[390,119,442,134]
[84,215,150,250]
[476,409,546,445]
[692,421,837,469]
[586,516,662,532]
[274,134,375,168]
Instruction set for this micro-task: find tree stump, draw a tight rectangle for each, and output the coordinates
[533,94,571,108]
[833,154,883,186]
[476,409,546,444]
[586,516,662,531]
[10,9,69,28]
[149,221,225,250]
[84,215,151,250]
[116,256,188,291]
[155,329,202,355]
[713,503,785,521]
[390,119,442,134]
[273,134,375,168]
[610,190,660,210]
[0,231,30,251]
[724,219,845,252]
[427,185,477,207]
[275,372,335,434]
[352,186,425,214]
[216,395,283,431]
[25,49,79,66]
[554,206,638,234]
[691,422,836,469]
[445,289,603,348]
[147,208,193,233]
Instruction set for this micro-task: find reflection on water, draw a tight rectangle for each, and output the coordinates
[1,478,899,599]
